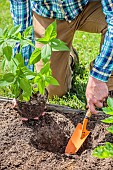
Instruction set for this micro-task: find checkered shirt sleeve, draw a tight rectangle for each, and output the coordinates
[10,0,34,71]
[90,0,113,82]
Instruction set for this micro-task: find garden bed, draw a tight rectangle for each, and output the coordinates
[0,101,113,170]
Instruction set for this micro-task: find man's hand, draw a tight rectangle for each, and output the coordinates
[86,76,108,114]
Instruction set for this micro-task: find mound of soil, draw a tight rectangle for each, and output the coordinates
[16,90,48,119]
[0,101,113,170]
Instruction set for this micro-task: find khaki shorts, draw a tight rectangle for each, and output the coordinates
[33,1,112,98]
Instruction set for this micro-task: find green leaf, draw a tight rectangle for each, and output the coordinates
[4,39,18,47]
[38,79,45,95]
[0,38,4,45]
[0,80,11,86]
[16,68,23,77]
[3,46,12,61]
[16,32,22,40]
[11,83,20,98]
[102,116,113,123]
[51,38,67,45]
[46,76,59,85]
[8,25,21,37]
[14,53,24,66]
[24,39,35,48]
[107,97,113,108]
[34,74,41,83]
[36,21,57,44]
[93,142,113,159]
[102,107,113,115]
[0,28,3,37]
[23,26,32,38]
[8,60,18,73]
[104,142,113,156]
[3,27,9,37]
[34,74,47,94]
[19,77,32,96]
[3,73,15,82]
[21,66,36,79]
[37,37,49,44]
[20,39,31,48]
[107,126,113,134]
[22,92,31,101]
[29,48,41,65]
[93,145,110,158]
[45,20,57,40]
[105,142,113,149]
[51,38,70,51]
[0,73,15,86]
[40,62,51,74]
[1,58,6,72]
[41,44,51,63]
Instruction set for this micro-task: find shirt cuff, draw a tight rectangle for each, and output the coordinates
[90,66,112,82]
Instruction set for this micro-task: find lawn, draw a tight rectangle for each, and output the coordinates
[0,0,101,109]
[0,0,13,29]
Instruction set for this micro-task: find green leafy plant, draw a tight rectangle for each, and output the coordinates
[93,97,113,158]
[0,21,69,101]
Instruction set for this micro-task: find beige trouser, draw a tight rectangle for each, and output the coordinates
[33,1,113,98]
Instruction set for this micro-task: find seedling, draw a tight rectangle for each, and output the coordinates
[0,21,70,101]
[93,97,113,159]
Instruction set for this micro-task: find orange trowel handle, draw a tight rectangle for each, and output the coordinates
[81,110,92,139]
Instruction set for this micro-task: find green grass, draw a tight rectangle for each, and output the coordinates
[0,0,13,29]
[0,0,101,109]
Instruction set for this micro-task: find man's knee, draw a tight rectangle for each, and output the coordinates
[47,83,71,98]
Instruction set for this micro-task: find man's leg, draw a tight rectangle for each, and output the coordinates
[33,12,79,98]
[77,1,113,93]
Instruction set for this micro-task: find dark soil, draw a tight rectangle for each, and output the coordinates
[0,101,113,170]
[16,90,48,119]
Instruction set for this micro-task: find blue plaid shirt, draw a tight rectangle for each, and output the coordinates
[10,0,34,71]
[10,0,113,82]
